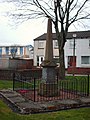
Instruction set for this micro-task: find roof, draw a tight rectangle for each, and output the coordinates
[34,30,90,41]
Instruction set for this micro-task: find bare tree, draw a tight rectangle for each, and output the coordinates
[3,0,90,79]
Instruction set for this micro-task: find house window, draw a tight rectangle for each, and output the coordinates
[81,56,90,64]
[54,40,58,48]
[20,47,23,55]
[69,40,76,49]
[89,40,90,47]
[37,56,44,66]
[6,47,9,55]
[38,41,44,48]
[0,47,2,58]
[10,47,17,58]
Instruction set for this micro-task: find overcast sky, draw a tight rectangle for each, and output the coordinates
[0,1,90,46]
[0,2,48,46]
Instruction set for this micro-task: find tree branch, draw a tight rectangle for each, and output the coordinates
[69,0,89,26]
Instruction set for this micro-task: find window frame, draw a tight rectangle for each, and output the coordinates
[81,56,90,64]
[6,47,9,55]
[54,40,58,48]
[20,47,23,55]
[38,41,44,49]
[0,47,2,58]
[89,40,90,48]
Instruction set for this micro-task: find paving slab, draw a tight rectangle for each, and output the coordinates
[0,89,90,114]
[16,101,43,114]
[55,99,78,105]
[17,101,42,109]
[39,103,55,109]
[3,93,21,98]
[0,89,14,93]
[8,96,25,103]
[79,97,90,103]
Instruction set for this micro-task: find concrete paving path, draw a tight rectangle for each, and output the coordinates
[0,89,90,114]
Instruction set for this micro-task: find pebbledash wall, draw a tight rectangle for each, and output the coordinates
[0,58,33,80]
[0,58,9,69]
[33,31,90,74]
[0,58,33,69]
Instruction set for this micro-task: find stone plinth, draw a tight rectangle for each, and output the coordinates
[39,65,58,97]
[40,60,58,97]
[42,66,56,83]
[39,83,58,97]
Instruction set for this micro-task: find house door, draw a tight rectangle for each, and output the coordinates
[39,56,44,66]
[37,56,44,66]
[68,56,76,67]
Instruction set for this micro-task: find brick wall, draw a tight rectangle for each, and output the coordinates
[0,68,42,80]
[0,59,9,69]
[0,58,33,69]
[67,67,90,74]
[0,69,14,80]
[9,58,33,69]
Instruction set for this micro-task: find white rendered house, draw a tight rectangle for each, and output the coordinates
[33,31,90,73]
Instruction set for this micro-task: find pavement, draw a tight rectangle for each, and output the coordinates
[0,89,90,114]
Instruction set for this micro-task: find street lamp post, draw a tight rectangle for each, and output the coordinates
[73,34,77,76]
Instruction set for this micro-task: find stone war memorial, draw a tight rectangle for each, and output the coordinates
[0,18,90,114]
[39,18,58,97]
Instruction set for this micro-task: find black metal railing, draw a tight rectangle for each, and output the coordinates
[13,72,90,102]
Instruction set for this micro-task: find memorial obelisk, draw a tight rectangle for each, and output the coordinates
[39,18,58,96]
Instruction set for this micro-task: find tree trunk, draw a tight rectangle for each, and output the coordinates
[58,48,65,79]
[56,32,66,80]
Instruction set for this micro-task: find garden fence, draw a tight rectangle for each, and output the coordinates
[13,72,90,102]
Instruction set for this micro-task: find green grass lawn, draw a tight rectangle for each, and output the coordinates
[0,80,13,89]
[0,79,90,120]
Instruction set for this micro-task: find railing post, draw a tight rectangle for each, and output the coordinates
[87,74,89,96]
[13,72,15,91]
[57,72,58,84]
[34,78,36,102]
